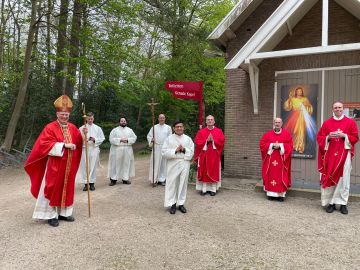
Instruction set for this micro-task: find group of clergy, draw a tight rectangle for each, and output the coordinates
[260,101,359,215]
[24,94,358,227]
[24,95,226,226]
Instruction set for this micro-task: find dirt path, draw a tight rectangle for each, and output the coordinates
[1,153,360,270]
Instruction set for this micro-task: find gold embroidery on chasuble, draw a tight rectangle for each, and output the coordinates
[61,124,73,208]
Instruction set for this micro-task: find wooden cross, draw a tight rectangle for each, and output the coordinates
[271,180,277,186]
[147,98,159,187]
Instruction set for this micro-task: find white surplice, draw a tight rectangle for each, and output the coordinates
[147,123,172,184]
[76,123,105,184]
[162,134,194,207]
[108,126,137,181]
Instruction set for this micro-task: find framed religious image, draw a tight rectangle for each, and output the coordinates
[280,84,318,159]
[343,102,360,121]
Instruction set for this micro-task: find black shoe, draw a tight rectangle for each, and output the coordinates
[210,191,216,196]
[159,182,166,186]
[89,183,95,191]
[170,204,176,214]
[109,179,117,186]
[340,205,348,215]
[267,196,274,201]
[200,191,207,196]
[58,215,75,222]
[326,204,336,213]
[48,218,59,227]
[83,184,89,191]
[278,197,284,202]
[122,180,131,185]
[178,205,187,213]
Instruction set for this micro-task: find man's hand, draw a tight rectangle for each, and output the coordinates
[89,136,95,143]
[207,133,213,143]
[120,138,128,143]
[64,143,76,150]
[176,145,184,153]
[83,127,88,134]
[273,143,280,149]
[329,131,345,138]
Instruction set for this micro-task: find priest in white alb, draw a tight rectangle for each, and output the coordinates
[108,117,137,185]
[147,113,172,186]
[162,120,194,214]
[76,112,105,191]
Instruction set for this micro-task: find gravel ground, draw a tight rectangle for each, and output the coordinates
[1,152,360,270]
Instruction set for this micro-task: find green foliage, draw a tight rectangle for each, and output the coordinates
[0,0,235,147]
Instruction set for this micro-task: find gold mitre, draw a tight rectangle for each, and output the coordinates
[54,95,73,112]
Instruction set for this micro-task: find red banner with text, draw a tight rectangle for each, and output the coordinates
[165,81,203,126]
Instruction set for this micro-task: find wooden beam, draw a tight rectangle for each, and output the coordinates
[248,62,259,114]
[245,43,360,62]
[286,20,293,36]
[322,0,328,46]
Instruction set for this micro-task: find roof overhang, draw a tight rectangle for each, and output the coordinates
[207,0,264,51]
[209,0,360,114]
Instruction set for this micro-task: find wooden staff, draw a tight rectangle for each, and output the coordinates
[147,98,159,187]
[82,103,91,217]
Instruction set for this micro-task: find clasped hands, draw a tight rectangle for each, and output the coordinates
[120,137,128,143]
[272,143,281,149]
[329,131,345,139]
[176,145,185,154]
[206,133,213,143]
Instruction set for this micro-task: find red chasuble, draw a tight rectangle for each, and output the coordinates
[317,116,359,188]
[260,129,293,193]
[24,121,83,207]
[194,127,225,183]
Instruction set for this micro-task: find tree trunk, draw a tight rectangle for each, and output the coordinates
[1,0,39,152]
[79,3,88,94]
[65,0,82,97]
[46,0,52,84]
[54,0,69,95]
[0,0,7,72]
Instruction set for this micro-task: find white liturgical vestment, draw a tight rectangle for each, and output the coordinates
[147,123,172,183]
[162,133,194,207]
[76,123,105,184]
[108,126,137,181]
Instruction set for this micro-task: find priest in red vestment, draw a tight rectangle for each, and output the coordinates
[24,95,83,227]
[260,118,293,201]
[317,101,359,215]
[194,115,225,196]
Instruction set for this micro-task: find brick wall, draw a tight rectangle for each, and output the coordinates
[224,0,360,178]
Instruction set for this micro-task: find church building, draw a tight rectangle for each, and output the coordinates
[208,0,360,186]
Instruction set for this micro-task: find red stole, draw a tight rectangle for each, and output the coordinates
[24,121,83,207]
[194,127,225,183]
[317,116,359,188]
[260,129,293,193]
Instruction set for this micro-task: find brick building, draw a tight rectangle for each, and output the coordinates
[208,0,360,185]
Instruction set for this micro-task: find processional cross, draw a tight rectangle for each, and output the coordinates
[147,98,159,187]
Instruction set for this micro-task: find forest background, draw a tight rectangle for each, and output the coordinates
[0,0,235,152]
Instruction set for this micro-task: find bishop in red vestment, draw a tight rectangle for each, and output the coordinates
[194,115,225,196]
[260,118,293,201]
[24,95,83,227]
[317,102,359,214]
